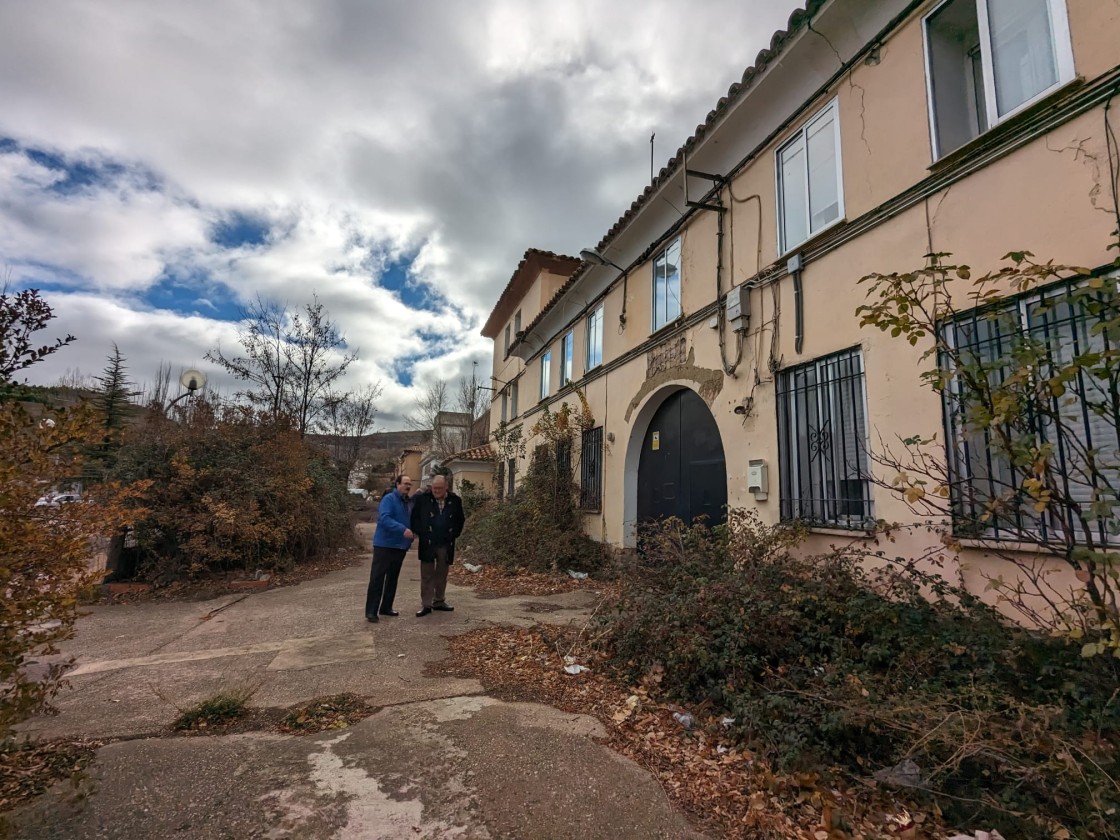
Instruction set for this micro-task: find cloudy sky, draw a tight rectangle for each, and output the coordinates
[1,0,800,428]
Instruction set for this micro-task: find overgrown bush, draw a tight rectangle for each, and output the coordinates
[459,446,608,575]
[109,399,352,580]
[1,287,140,744]
[457,479,490,518]
[603,511,1120,839]
[1,401,141,743]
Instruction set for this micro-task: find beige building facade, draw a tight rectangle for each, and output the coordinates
[483,0,1120,600]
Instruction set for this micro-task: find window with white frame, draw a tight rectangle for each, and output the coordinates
[504,324,511,356]
[942,280,1118,544]
[923,0,1075,159]
[652,237,682,331]
[514,309,522,334]
[586,304,604,371]
[511,378,519,417]
[777,99,843,255]
[777,348,871,527]
[561,330,574,386]
[540,350,551,400]
[500,387,508,422]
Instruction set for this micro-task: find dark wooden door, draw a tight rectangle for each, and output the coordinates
[637,389,727,527]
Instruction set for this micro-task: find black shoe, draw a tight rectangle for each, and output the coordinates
[365,613,379,623]
[416,607,432,617]
[432,604,454,612]
[379,609,400,617]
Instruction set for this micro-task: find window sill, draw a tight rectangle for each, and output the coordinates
[779,215,847,262]
[649,317,686,342]
[807,526,876,540]
[929,77,1086,173]
[954,536,1064,555]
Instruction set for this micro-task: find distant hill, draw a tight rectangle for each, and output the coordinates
[306,429,429,452]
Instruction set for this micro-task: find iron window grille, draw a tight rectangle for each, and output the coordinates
[942,279,1119,545]
[580,426,604,512]
[556,440,572,477]
[777,348,872,527]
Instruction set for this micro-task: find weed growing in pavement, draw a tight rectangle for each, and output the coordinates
[171,688,254,731]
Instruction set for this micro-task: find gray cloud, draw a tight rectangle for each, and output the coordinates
[0,0,800,428]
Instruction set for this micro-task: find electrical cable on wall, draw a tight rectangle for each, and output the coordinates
[1104,92,1120,243]
[715,188,745,376]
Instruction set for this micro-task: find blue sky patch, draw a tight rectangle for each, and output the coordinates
[144,272,244,322]
[0,137,158,195]
[210,211,271,249]
[375,252,447,315]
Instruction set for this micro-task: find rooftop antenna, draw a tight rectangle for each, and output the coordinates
[650,132,655,186]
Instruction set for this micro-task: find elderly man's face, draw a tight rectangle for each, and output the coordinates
[398,476,413,497]
[431,476,448,499]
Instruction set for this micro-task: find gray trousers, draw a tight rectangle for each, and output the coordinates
[420,544,450,608]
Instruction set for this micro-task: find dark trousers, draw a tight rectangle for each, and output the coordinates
[365,546,406,616]
[420,544,451,609]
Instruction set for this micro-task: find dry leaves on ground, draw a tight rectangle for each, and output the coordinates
[276,694,377,735]
[447,563,625,600]
[0,739,101,814]
[432,625,935,840]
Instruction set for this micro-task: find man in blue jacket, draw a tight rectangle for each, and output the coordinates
[365,474,415,622]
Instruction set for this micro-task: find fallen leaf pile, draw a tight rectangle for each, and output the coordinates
[277,693,376,734]
[434,625,942,840]
[0,739,101,814]
[447,563,625,600]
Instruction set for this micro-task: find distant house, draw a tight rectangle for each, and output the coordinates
[432,410,472,456]
[396,447,423,484]
[441,443,495,496]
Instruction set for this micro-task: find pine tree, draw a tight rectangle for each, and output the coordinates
[94,343,139,432]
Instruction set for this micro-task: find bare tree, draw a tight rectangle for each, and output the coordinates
[454,370,491,447]
[56,368,97,391]
[406,378,452,450]
[206,296,291,421]
[284,296,358,437]
[206,295,357,435]
[319,382,382,481]
[147,361,173,409]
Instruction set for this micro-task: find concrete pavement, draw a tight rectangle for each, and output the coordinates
[7,526,705,839]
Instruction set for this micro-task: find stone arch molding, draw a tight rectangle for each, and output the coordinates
[623,347,723,424]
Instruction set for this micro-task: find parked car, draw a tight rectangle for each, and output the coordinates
[35,492,81,508]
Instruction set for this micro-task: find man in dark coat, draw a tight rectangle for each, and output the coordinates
[409,473,465,617]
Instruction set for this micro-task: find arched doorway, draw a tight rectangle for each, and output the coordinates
[636,388,727,528]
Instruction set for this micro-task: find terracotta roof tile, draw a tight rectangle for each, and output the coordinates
[443,443,494,463]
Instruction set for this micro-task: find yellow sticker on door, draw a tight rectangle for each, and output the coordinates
[651,431,660,451]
